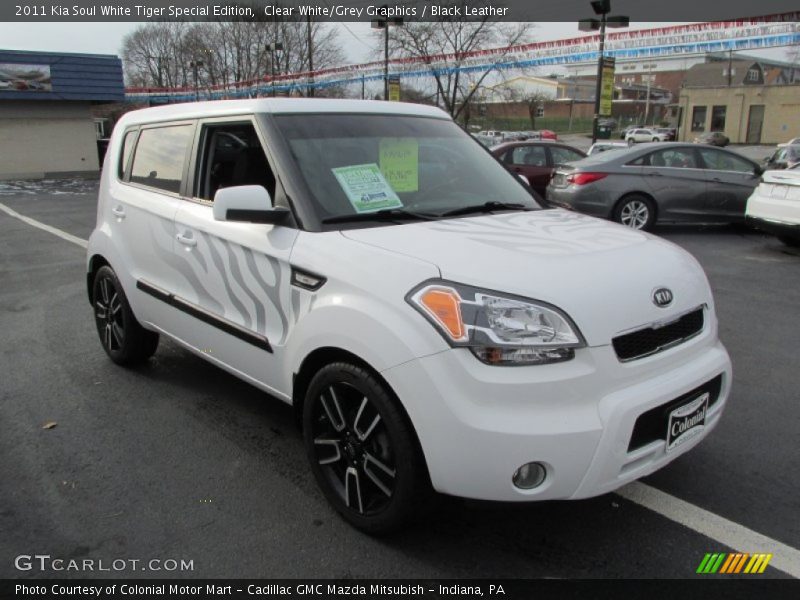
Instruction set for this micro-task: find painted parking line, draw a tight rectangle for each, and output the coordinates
[3,201,799,578]
[0,201,88,249]
[617,481,800,578]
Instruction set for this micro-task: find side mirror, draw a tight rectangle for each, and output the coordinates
[212,185,289,224]
[517,173,529,185]
[753,165,764,176]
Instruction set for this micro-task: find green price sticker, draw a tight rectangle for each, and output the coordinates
[379,138,419,192]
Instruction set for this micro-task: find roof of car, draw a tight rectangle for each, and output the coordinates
[117,98,451,127]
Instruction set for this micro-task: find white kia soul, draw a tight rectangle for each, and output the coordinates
[88,99,731,533]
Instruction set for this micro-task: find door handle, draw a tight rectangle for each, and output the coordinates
[176,232,197,247]
[111,206,126,219]
[514,167,522,172]
[711,177,722,182]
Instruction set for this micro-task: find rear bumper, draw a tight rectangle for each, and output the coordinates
[746,215,800,241]
[546,186,614,219]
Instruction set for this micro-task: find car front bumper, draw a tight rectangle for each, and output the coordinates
[381,328,731,502]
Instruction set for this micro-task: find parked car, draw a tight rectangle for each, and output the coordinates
[693,131,729,147]
[491,140,586,198]
[620,124,645,139]
[777,137,800,147]
[88,100,731,533]
[626,128,669,144]
[655,127,677,141]
[746,166,800,247]
[472,133,499,148]
[537,129,558,140]
[762,144,800,170]
[587,141,629,156]
[547,142,762,230]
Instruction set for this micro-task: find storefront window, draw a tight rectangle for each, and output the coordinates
[691,106,707,132]
[711,106,727,132]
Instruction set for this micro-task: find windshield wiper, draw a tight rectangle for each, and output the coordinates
[321,208,438,224]
[437,201,532,218]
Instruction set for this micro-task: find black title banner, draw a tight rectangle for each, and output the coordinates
[3,0,800,23]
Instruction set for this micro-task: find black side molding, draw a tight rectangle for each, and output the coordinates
[136,280,272,353]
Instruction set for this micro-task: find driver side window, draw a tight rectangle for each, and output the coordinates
[195,122,276,201]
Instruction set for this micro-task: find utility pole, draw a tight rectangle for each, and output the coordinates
[644,63,653,125]
[306,17,314,97]
[727,49,733,87]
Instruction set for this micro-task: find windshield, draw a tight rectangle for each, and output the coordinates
[273,114,541,226]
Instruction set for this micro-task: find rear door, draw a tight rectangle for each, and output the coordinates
[697,147,760,221]
[112,121,195,325]
[168,117,298,393]
[502,144,551,196]
[640,147,709,222]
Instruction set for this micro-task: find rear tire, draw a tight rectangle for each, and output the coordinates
[778,236,800,248]
[613,194,656,231]
[92,266,159,365]
[303,362,431,534]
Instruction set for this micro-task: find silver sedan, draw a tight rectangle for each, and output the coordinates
[546,143,762,230]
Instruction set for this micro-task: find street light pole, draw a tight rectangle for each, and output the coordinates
[307,17,314,97]
[579,1,629,144]
[591,12,607,145]
[189,60,203,101]
[266,42,284,97]
[371,6,404,100]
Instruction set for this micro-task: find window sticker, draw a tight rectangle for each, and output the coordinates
[379,138,419,192]
[332,163,404,213]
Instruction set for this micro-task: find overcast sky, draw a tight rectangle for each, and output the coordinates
[0,21,787,66]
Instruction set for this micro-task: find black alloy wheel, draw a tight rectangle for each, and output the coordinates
[92,265,159,365]
[303,362,430,534]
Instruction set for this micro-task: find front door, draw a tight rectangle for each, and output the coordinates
[503,144,550,196]
[697,147,760,221]
[167,119,298,395]
[746,105,765,144]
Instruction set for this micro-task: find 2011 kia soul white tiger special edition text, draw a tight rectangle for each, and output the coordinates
[87,99,732,533]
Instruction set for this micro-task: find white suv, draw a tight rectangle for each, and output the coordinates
[626,128,668,144]
[88,99,731,533]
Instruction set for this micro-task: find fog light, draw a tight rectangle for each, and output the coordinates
[512,462,546,489]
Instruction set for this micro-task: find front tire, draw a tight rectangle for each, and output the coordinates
[778,235,800,248]
[92,266,159,365]
[303,362,430,534]
[613,194,656,231]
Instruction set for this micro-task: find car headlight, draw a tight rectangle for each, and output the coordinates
[406,280,585,366]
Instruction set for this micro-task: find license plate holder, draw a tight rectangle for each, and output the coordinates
[666,392,709,452]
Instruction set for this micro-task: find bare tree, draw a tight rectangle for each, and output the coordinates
[385,3,534,121]
[121,8,344,96]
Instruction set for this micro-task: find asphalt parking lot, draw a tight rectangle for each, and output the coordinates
[1,179,798,580]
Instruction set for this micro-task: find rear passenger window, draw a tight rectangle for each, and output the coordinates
[118,130,137,180]
[130,125,193,194]
[509,146,547,166]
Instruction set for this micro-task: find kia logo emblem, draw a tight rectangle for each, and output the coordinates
[652,288,674,307]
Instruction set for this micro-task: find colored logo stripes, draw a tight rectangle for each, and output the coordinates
[696,553,773,574]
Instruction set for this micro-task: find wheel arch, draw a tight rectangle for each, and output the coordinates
[86,254,111,305]
[292,346,432,483]
[613,191,658,224]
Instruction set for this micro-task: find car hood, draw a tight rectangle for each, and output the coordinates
[340,209,712,346]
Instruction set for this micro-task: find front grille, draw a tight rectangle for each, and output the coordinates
[628,375,722,451]
[613,308,704,362]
